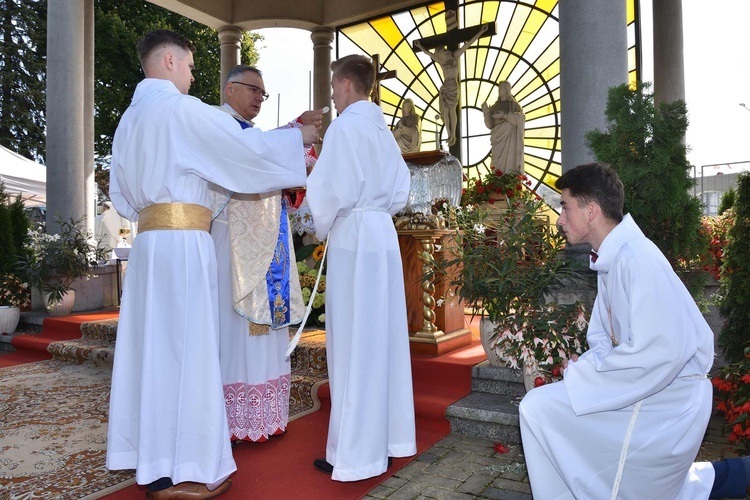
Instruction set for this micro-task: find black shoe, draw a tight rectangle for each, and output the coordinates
[313,458,333,474]
[388,457,393,468]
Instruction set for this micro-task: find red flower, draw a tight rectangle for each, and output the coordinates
[493,442,510,454]
[477,187,485,194]
[534,376,545,387]
[551,366,561,377]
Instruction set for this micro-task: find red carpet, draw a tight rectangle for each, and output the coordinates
[0,311,120,368]
[105,336,487,499]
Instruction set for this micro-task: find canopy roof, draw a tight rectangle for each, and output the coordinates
[147,0,426,30]
[0,145,46,207]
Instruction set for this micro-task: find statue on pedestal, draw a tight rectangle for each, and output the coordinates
[482,81,525,174]
[392,99,422,154]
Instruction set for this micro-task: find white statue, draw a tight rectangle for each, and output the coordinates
[414,24,489,147]
[482,81,525,174]
[392,99,422,154]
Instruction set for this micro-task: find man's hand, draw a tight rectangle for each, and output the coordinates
[300,124,319,146]
[299,109,324,129]
[562,353,579,377]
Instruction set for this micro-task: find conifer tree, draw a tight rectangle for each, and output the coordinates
[0,0,47,161]
[0,183,17,274]
[586,82,707,294]
[719,172,750,362]
[94,0,262,192]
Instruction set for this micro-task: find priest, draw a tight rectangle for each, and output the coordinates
[210,64,321,444]
[306,54,416,482]
[106,29,318,499]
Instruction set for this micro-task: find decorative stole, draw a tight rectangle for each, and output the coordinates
[208,109,304,334]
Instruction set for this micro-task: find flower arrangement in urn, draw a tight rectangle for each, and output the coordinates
[461,168,536,206]
[16,217,109,309]
[494,301,588,387]
[431,192,588,385]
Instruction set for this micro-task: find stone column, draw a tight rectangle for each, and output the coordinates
[559,0,628,172]
[218,26,243,104]
[653,0,685,105]
[84,0,96,235]
[311,28,334,137]
[46,0,85,234]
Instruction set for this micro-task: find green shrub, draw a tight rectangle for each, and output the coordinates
[719,172,750,362]
[586,82,708,297]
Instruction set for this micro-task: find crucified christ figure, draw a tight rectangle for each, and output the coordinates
[414,23,488,147]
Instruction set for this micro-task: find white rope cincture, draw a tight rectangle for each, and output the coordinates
[285,239,328,357]
[611,399,643,499]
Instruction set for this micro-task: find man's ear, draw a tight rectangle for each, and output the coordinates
[586,201,599,223]
[164,51,175,71]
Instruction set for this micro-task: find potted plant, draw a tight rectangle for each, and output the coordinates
[431,194,588,386]
[16,217,109,316]
[0,273,30,334]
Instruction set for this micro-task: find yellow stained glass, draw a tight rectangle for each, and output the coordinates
[337,0,639,211]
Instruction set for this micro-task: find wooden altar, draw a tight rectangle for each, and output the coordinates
[397,149,472,356]
[398,229,472,356]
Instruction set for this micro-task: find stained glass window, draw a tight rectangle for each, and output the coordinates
[337,0,639,206]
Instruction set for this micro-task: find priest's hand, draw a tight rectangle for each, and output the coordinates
[562,353,579,377]
[299,109,324,129]
[300,125,319,146]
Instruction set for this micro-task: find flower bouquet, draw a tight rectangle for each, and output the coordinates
[296,243,326,327]
[0,273,30,309]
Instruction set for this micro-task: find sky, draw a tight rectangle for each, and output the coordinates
[251,1,750,177]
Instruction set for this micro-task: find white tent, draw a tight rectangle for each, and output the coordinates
[0,145,46,207]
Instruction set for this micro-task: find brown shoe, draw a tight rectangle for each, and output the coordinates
[146,479,232,499]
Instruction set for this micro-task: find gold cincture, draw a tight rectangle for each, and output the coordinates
[139,203,212,232]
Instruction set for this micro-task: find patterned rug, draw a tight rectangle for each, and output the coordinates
[0,326,328,500]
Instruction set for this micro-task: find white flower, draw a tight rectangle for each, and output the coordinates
[434,244,442,252]
[436,298,445,307]
[473,223,486,234]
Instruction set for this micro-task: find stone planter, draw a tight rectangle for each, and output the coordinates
[43,290,76,317]
[479,317,503,365]
[0,306,20,334]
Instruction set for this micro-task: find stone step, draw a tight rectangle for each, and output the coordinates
[470,360,526,398]
[446,391,522,444]
[48,338,115,368]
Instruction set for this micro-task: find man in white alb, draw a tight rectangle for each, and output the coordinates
[106,29,318,499]
[519,162,749,499]
[306,54,416,482]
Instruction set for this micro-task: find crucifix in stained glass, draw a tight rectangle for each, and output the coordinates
[413,0,495,158]
[370,54,397,106]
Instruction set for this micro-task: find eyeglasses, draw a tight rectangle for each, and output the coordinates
[231,81,270,101]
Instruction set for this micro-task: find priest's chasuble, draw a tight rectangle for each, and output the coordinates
[306,100,417,482]
[519,214,715,499]
[210,103,306,442]
[106,78,307,486]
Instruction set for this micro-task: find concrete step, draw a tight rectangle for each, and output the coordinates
[446,391,522,444]
[471,360,525,397]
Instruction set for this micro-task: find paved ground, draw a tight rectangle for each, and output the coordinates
[363,409,740,500]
